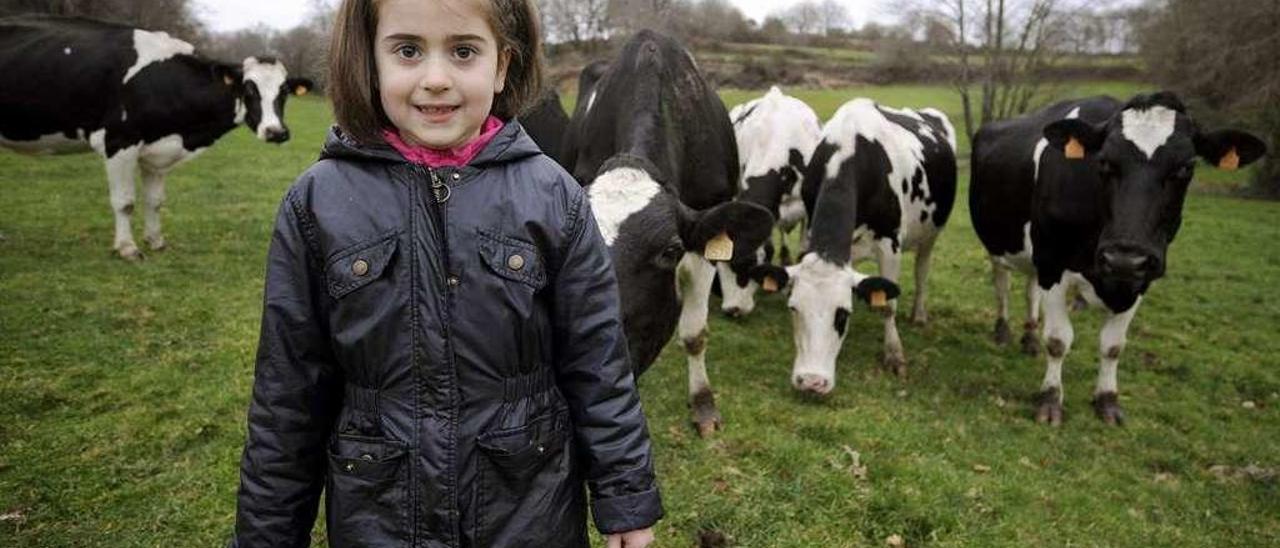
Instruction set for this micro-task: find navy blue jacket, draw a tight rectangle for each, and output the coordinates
[231,122,663,547]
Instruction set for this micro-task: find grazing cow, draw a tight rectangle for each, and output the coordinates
[717,86,822,317]
[561,30,774,435]
[970,92,1266,425]
[758,98,956,394]
[0,15,312,260]
[520,89,570,166]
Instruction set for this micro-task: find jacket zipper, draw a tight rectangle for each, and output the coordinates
[420,165,464,544]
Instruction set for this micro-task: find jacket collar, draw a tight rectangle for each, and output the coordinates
[320,120,543,168]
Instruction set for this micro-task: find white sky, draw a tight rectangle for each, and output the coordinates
[195,0,890,33]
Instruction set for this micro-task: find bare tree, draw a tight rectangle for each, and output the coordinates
[908,0,1085,140]
[0,0,204,40]
[543,0,610,45]
[1139,0,1280,196]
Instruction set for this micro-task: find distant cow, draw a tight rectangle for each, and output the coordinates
[0,15,312,260]
[971,92,1265,425]
[759,98,957,394]
[561,30,773,435]
[520,89,569,166]
[717,86,822,317]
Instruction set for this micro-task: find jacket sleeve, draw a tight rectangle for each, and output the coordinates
[231,187,343,547]
[551,188,664,535]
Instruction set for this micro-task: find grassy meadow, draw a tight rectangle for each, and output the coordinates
[1,83,1277,547]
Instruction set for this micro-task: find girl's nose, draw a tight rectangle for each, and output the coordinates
[419,59,451,92]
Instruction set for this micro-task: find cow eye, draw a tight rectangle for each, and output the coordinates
[1098,159,1117,179]
[1173,163,1194,180]
[653,241,684,270]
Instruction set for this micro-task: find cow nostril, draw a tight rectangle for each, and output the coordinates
[724,307,742,318]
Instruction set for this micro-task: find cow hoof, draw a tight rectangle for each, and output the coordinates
[884,354,908,378]
[116,244,144,262]
[691,391,722,437]
[1020,332,1041,356]
[1034,388,1063,426]
[1092,392,1125,426]
[993,318,1012,345]
[146,236,167,251]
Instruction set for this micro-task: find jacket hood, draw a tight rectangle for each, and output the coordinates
[320,120,544,167]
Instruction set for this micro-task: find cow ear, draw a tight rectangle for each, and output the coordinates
[215,64,243,87]
[748,263,790,293]
[852,275,901,308]
[1044,119,1105,160]
[1195,129,1267,171]
[287,78,315,97]
[680,201,774,263]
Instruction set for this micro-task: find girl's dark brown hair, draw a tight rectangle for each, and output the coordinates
[328,0,545,144]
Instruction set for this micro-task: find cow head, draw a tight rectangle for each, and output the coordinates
[588,155,774,372]
[753,254,898,395]
[719,148,810,317]
[225,57,313,143]
[1044,92,1266,307]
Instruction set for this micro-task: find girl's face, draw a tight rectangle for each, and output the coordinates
[375,0,509,149]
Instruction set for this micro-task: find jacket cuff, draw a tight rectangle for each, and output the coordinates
[591,486,664,534]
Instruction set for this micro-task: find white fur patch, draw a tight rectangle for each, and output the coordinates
[585,90,598,114]
[1121,106,1177,159]
[785,254,865,392]
[587,167,662,247]
[124,29,194,83]
[733,87,821,179]
[140,134,203,171]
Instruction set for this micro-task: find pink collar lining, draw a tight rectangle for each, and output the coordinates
[382,116,505,168]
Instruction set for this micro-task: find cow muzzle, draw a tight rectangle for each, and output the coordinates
[262,126,291,143]
[1096,243,1161,282]
[792,373,833,395]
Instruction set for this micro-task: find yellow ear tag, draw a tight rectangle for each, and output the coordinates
[762,276,779,293]
[1219,147,1240,171]
[1064,137,1085,159]
[295,85,309,96]
[223,75,235,86]
[870,290,887,308]
[704,232,734,262]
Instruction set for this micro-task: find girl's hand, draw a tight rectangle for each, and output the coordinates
[605,527,655,548]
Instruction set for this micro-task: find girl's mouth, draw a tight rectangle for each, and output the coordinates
[417,105,459,122]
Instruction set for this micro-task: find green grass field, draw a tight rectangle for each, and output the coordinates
[2,86,1277,546]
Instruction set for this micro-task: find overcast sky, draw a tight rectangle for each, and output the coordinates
[194,0,889,33]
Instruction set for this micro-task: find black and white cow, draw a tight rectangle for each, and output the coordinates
[759,98,956,394]
[519,89,570,166]
[0,15,312,260]
[972,92,1266,425]
[561,30,774,435]
[716,86,822,317]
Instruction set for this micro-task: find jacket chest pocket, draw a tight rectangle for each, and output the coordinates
[326,233,399,300]
[477,229,548,318]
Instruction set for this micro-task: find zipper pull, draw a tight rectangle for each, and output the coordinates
[428,168,451,203]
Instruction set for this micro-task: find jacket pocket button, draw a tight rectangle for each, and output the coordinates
[352,259,370,276]
[507,254,525,271]
[360,453,375,461]
[344,462,356,472]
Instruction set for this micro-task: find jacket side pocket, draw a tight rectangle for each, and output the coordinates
[325,435,409,548]
[474,410,583,547]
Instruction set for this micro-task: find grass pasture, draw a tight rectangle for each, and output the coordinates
[2,87,1278,546]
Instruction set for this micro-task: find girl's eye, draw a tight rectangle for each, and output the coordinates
[395,44,421,59]
[454,45,478,60]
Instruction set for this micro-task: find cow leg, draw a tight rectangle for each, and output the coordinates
[105,146,143,260]
[1094,300,1139,426]
[909,235,937,326]
[1021,275,1043,356]
[141,166,168,251]
[677,253,720,437]
[991,259,1013,345]
[1036,279,1074,426]
[874,241,906,377]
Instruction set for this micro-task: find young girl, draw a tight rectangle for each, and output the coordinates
[230,1,662,546]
